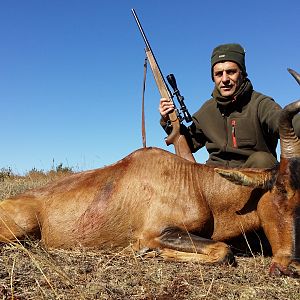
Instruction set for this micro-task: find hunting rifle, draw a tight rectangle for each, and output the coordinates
[131,9,195,162]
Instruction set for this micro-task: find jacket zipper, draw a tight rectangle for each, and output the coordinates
[231,120,237,148]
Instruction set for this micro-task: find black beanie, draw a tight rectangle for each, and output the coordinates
[211,43,247,80]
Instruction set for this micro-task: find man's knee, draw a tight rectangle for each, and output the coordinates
[243,151,278,168]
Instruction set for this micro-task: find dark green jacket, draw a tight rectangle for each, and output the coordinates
[161,79,300,167]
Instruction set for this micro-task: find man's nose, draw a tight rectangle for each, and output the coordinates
[221,71,229,82]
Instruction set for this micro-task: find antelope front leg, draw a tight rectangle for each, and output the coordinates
[145,227,236,265]
[258,198,300,277]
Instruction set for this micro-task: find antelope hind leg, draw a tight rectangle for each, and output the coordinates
[145,227,236,265]
[0,198,40,243]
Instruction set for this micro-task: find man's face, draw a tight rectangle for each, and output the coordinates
[213,61,244,97]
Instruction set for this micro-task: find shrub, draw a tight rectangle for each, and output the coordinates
[0,167,12,182]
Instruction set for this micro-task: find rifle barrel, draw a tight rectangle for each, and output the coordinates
[131,9,152,51]
[132,9,172,99]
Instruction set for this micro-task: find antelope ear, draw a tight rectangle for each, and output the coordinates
[215,168,274,189]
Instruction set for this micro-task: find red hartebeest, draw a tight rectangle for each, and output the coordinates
[0,70,300,277]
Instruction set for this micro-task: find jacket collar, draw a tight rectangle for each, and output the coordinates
[212,79,253,108]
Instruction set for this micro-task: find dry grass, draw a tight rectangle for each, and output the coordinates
[0,172,299,299]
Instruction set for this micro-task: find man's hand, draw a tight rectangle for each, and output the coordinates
[159,98,175,121]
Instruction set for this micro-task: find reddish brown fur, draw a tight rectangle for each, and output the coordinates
[0,148,259,246]
[0,147,299,275]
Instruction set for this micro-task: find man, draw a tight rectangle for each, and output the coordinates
[159,43,300,168]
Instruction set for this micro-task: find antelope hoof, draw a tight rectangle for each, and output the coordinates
[222,251,237,267]
[269,262,300,278]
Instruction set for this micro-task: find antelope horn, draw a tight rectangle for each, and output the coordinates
[279,100,300,158]
[287,68,300,85]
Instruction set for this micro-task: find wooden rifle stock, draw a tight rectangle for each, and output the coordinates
[132,9,195,162]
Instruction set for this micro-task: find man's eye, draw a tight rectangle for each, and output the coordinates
[227,70,236,75]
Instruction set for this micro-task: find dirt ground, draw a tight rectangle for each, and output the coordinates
[0,243,299,300]
[0,172,299,299]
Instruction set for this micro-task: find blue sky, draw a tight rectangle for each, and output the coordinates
[0,0,299,174]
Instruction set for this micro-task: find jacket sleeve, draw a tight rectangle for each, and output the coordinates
[183,117,207,153]
[257,97,282,137]
[258,97,300,138]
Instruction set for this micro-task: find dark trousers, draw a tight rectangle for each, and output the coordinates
[242,151,278,168]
